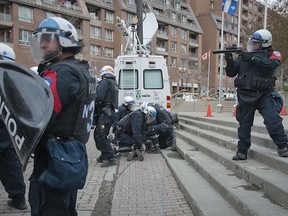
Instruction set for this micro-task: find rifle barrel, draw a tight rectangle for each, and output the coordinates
[212,49,242,54]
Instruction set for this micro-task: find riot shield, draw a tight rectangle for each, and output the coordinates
[0,62,53,171]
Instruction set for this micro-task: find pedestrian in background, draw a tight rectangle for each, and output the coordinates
[225,29,288,160]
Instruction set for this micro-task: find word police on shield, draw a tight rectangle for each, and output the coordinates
[0,62,53,171]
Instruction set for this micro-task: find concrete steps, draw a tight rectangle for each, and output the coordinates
[162,114,288,216]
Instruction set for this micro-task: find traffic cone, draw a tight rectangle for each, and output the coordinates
[280,106,287,116]
[206,104,213,117]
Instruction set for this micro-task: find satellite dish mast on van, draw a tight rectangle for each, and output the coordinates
[116,12,158,55]
[115,6,171,110]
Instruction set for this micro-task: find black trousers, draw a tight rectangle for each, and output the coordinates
[0,127,26,201]
[29,179,78,216]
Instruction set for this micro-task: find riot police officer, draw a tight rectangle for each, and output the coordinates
[115,106,157,161]
[94,65,119,167]
[142,102,177,153]
[225,29,288,160]
[116,96,135,121]
[29,17,97,215]
[0,43,27,210]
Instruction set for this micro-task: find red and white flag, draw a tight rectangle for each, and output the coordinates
[202,51,210,61]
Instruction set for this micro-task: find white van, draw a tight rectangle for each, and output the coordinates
[114,54,171,110]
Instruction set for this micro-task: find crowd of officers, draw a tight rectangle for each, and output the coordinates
[0,16,177,215]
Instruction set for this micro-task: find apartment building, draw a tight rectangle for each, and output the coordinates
[0,0,204,95]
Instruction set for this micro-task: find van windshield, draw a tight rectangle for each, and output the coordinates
[143,69,163,89]
[118,69,138,89]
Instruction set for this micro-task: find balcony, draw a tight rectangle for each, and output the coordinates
[156,30,169,40]
[0,12,13,28]
[189,38,198,47]
[156,47,168,56]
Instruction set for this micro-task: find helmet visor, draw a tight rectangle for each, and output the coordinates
[146,113,155,124]
[29,31,61,64]
[247,38,262,52]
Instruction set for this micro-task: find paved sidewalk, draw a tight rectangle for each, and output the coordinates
[0,134,194,216]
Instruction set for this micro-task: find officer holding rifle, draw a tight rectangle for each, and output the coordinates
[220,29,288,160]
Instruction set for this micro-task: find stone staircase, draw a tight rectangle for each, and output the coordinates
[162,114,288,216]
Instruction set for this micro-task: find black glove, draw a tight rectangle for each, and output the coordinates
[225,53,233,61]
[241,53,253,62]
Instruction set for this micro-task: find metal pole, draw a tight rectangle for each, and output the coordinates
[264,0,268,29]
[218,12,225,112]
[207,51,210,97]
[136,0,143,45]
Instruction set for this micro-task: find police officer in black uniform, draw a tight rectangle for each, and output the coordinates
[0,43,27,210]
[142,102,177,153]
[116,96,135,121]
[115,106,157,161]
[28,17,97,215]
[225,29,288,160]
[94,65,119,167]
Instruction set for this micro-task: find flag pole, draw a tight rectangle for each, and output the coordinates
[217,11,225,112]
[207,51,210,97]
[264,0,268,29]
[235,0,242,107]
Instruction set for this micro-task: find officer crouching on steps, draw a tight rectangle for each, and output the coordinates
[225,29,288,160]
[94,65,119,167]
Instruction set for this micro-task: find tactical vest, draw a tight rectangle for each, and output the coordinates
[117,110,144,136]
[100,76,119,108]
[148,103,172,125]
[234,53,275,92]
[46,58,97,144]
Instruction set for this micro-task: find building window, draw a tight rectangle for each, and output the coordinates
[127,12,135,23]
[90,45,101,56]
[181,15,187,23]
[170,41,177,52]
[45,11,56,18]
[181,29,187,39]
[105,29,113,41]
[170,57,177,67]
[127,0,134,5]
[105,0,113,5]
[171,11,177,21]
[105,47,113,57]
[90,26,101,39]
[164,0,170,6]
[18,5,33,23]
[181,44,187,54]
[171,26,177,37]
[105,10,114,23]
[19,29,32,46]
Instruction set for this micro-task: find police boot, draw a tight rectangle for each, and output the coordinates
[134,149,144,161]
[232,151,247,160]
[127,151,136,161]
[167,137,177,151]
[278,147,288,157]
[7,198,27,210]
[148,144,161,154]
[101,158,117,167]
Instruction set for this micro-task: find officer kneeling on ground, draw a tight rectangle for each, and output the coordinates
[142,102,177,153]
[114,106,157,161]
[225,29,288,160]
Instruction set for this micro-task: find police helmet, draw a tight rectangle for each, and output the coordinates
[247,29,272,52]
[99,65,114,77]
[30,17,84,64]
[123,96,135,106]
[0,43,15,63]
[143,106,157,124]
